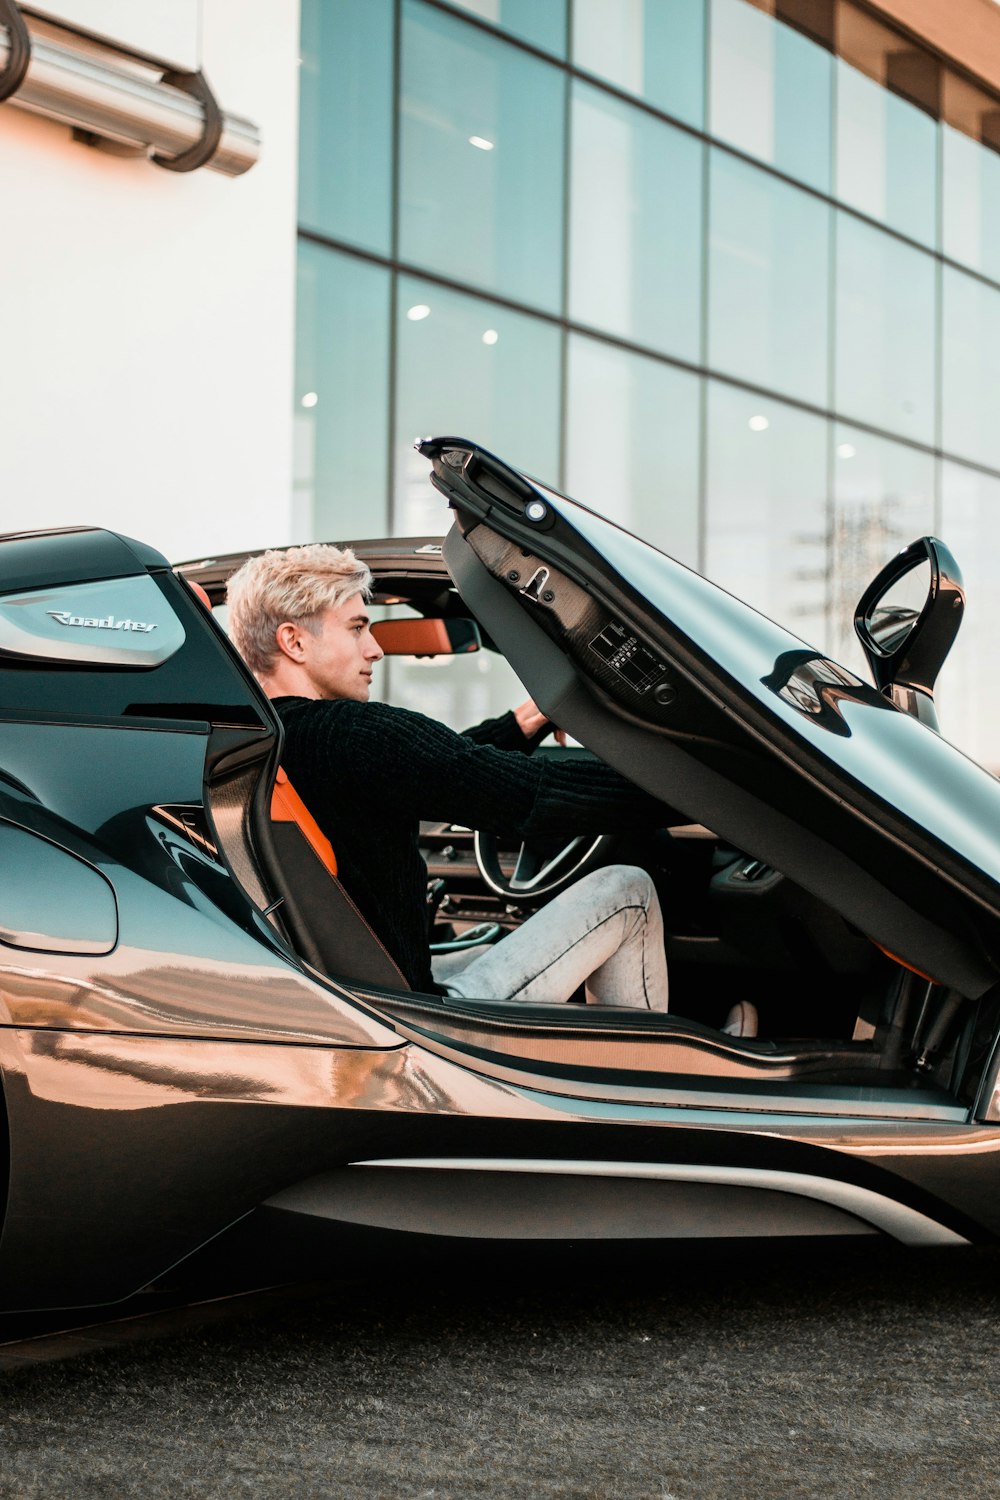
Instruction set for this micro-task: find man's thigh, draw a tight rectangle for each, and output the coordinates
[442,864,652,1003]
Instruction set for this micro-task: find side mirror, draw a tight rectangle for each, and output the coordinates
[853,537,964,729]
[371,616,481,657]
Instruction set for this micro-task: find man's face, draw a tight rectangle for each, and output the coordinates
[298,594,384,701]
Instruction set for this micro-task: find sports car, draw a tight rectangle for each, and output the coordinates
[2,436,1000,1313]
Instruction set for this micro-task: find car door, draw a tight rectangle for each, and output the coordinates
[423,438,1000,999]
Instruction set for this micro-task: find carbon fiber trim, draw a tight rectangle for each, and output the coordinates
[207,766,271,913]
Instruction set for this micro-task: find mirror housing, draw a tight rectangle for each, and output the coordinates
[371,616,481,657]
[853,537,964,729]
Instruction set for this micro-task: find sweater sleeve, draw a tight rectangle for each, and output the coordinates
[313,700,676,837]
[460,708,546,755]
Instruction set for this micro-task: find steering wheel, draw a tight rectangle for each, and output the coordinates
[473,830,617,903]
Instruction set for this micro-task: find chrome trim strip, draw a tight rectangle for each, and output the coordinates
[354,1157,968,1246]
[0,13,258,176]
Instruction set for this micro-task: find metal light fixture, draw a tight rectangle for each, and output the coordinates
[0,1,259,176]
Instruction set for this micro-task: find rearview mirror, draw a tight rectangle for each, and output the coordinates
[371,616,481,657]
[853,537,964,728]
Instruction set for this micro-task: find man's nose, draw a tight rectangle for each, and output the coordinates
[366,634,384,662]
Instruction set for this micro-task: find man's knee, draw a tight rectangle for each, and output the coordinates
[597,862,657,910]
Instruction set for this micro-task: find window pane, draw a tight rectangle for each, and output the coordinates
[829,425,935,671]
[394,278,561,534]
[939,461,1000,768]
[710,0,832,193]
[298,0,393,255]
[294,245,390,541]
[704,383,828,639]
[447,0,567,55]
[942,126,1000,285]
[835,60,937,248]
[569,84,702,361]
[708,153,829,407]
[942,267,1000,472]
[835,214,935,444]
[385,610,531,731]
[400,1,565,313]
[572,0,705,128]
[565,335,700,567]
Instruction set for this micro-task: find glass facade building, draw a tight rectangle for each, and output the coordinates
[296,0,1000,764]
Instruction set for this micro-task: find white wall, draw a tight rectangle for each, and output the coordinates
[31,1,202,70]
[0,0,300,564]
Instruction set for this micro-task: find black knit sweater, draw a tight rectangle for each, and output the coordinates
[273,697,670,992]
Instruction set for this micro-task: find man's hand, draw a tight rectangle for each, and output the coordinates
[514,699,567,746]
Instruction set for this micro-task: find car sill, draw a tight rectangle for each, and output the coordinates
[354,1158,968,1247]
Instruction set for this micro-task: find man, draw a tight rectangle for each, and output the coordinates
[227,542,755,1033]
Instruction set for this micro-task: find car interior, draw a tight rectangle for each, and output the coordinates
[177,527,999,1119]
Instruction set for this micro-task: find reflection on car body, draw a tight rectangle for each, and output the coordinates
[1,440,999,1314]
[764,651,883,736]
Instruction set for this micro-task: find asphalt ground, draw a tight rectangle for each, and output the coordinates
[2,1241,1000,1499]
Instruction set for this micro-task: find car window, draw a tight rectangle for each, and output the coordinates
[373,603,527,731]
[213,591,567,738]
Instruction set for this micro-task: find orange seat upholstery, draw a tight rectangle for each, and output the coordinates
[271,766,337,877]
[186,579,214,611]
[263,766,409,990]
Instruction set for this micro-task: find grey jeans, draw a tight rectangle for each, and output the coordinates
[435,864,669,1010]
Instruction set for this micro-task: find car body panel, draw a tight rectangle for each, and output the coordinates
[0,716,398,1047]
[0,1027,541,1307]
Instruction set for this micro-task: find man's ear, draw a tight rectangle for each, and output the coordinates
[274,621,305,663]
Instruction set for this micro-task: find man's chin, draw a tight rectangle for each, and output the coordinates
[319,683,371,702]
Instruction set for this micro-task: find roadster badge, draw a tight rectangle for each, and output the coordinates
[47,611,158,633]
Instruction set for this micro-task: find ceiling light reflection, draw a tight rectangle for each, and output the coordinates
[469,135,494,151]
[836,443,856,459]
[482,329,499,345]
[300,391,318,408]
[406,304,431,321]
[748,414,769,432]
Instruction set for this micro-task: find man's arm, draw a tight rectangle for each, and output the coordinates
[322,700,679,837]
[461,699,563,755]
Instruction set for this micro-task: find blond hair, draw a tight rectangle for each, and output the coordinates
[227,543,372,677]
